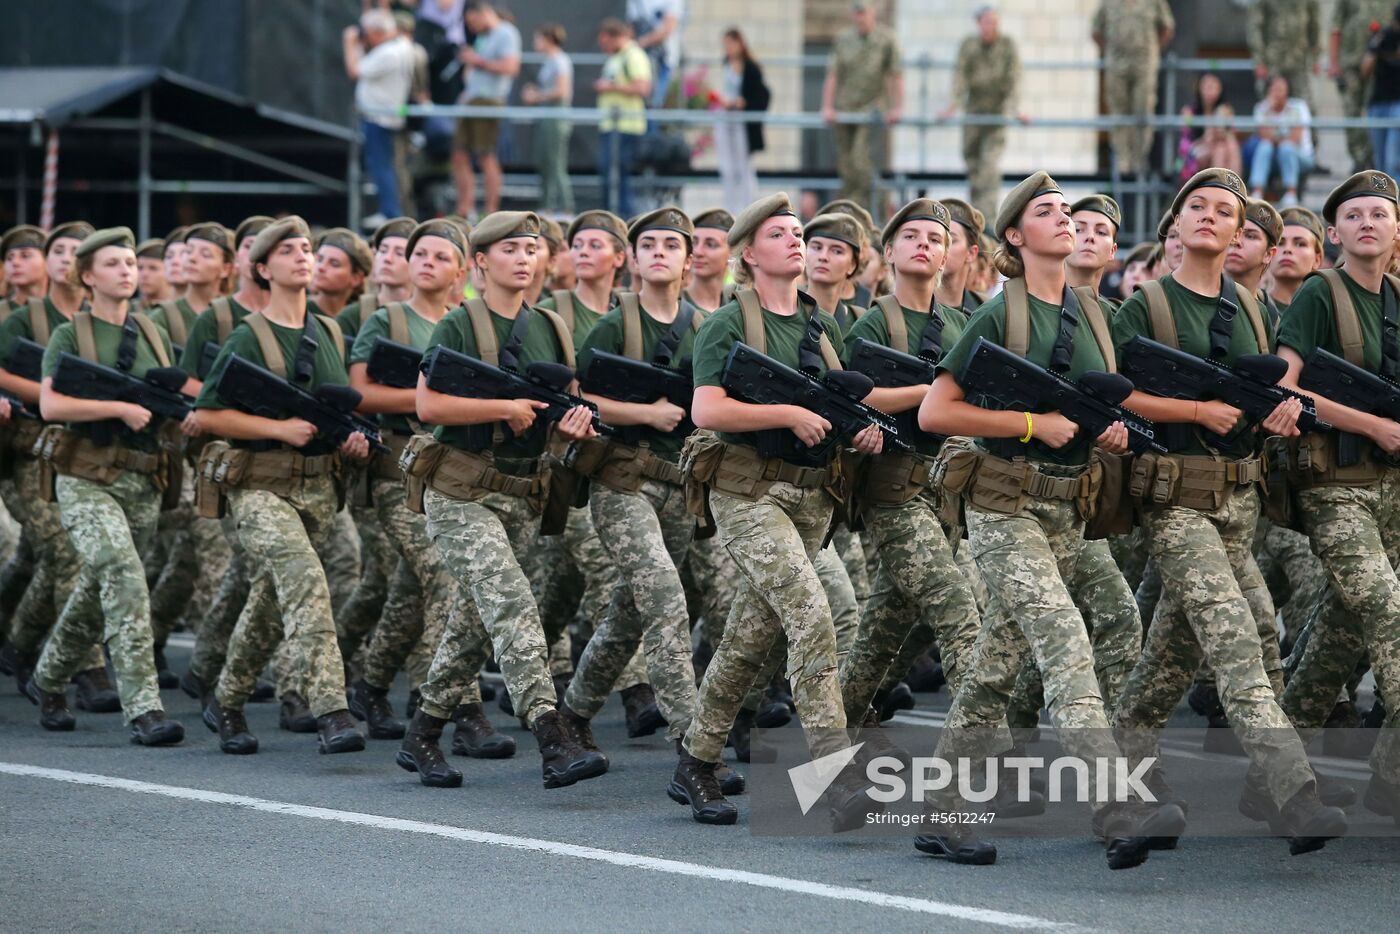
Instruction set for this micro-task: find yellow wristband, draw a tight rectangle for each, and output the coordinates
[1020,412,1034,444]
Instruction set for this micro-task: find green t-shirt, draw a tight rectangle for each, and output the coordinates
[337,299,377,338]
[936,288,1112,466]
[350,304,441,436]
[577,302,700,457]
[827,300,866,337]
[426,304,571,459]
[536,291,612,351]
[147,298,198,349]
[691,295,844,449]
[1276,269,1386,371]
[0,297,72,371]
[177,297,255,378]
[42,314,175,451]
[1114,274,1275,459]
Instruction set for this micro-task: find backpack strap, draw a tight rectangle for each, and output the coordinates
[1072,286,1117,373]
[213,297,235,343]
[875,294,909,355]
[159,299,189,346]
[1136,279,1180,350]
[619,291,645,360]
[735,288,766,353]
[362,282,379,313]
[74,311,98,362]
[131,312,172,368]
[243,313,288,379]
[551,290,575,333]
[27,297,50,345]
[1001,278,1030,356]
[314,313,346,365]
[465,297,499,366]
[535,306,576,368]
[387,302,411,345]
[1233,286,1269,354]
[1313,269,1365,367]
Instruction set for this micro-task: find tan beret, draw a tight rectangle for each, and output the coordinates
[565,210,627,249]
[185,222,234,258]
[316,227,373,274]
[75,226,135,258]
[1279,205,1325,245]
[1168,167,1248,230]
[1071,194,1121,232]
[44,221,96,255]
[1124,241,1156,266]
[803,213,866,253]
[539,216,565,251]
[163,227,189,256]
[942,198,984,241]
[880,198,951,247]
[470,211,541,252]
[405,219,467,260]
[1,225,45,256]
[233,215,275,249]
[371,216,417,250]
[994,171,1062,239]
[816,198,876,235]
[627,206,694,245]
[1243,198,1284,246]
[135,238,165,259]
[1156,205,1177,242]
[728,192,797,249]
[248,215,312,269]
[1323,170,1400,224]
[691,207,735,232]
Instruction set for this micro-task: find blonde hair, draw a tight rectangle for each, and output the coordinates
[992,240,1024,279]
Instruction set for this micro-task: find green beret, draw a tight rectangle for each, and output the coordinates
[728,192,797,249]
[470,211,541,253]
[75,226,135,258]
[1124,241,1156,266]
[1168,167,1248,231]
[371,216,416,250]
[44,221,96,255]
[185,222,234,258]
[316,227,372,275]
[803,213,866,253]
[941,198,984,241]
[1279,206,1325,246]
[539,216,565,251]
[1243,198,1284,246]
[1,225,45,257]
[880,198,951,247]
[994,171,1062,239]
[135,238,165,259]
[1323,170,1400,224]
[565,210,627,249]
[627,206,694,246]
[163,227,189,256]
[405,219,468,261]
[234,215,275,249]
[1156,205,1177,242]
[1071,194,1121,232]
[248,215,312,269]
[816,198,876,236]
[691,208,735,232]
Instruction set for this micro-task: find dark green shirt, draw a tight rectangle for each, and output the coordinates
[350,304,441,436]
[936,288,1112,466]
[177,297,255,379]
[0,297,71,367]
[426,304,571,459]
[691,295,843,449]
[1114,274,1275,459]
[1276,269,1385,371]
[577,301,700,457]
[147,298,198,347]
[536,291,612,350]
[337,299,379,339]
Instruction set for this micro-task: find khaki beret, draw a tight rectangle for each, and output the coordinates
[234,215,275,249]
[691,208,735,232]
[405,219,468,261]
[1168,167,1248,231]
[1156,205,1178,242]
[994,171,1062,239]
[942,198,985,241]
[1323,170,1400,224]
[816,198,876,235]
[1,225,45,256]
[880,198,951,247]
[163,227,189,256]
[185,222,234,258]
[1071,194,1121,232]
[1124,241,1156,266]
[728,192,797,248]
[539,216,565,251]
[442,214,473,246]
[1243,198,1284,246]
[1279,206,1325,246]
[45,221,96,255]
[316,227,373,274]
[627,206,694,245]
[566,210,627,249]
[803,213,866,253]
[75,227,136,259]
[248,215,312,269]
[371,216,416,250]
[470,211,541,253]
[135,238,165,259]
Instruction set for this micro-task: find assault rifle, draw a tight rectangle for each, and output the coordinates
[50,352,192,444]
[1298,347,1400,467]
[366,337,424,389]
[577,348,693,443]
[6,337,45,382]
[845,337,942,446]
[209,352,385,452]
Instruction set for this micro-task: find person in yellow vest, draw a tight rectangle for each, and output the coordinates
[803,212,867,335]
[934,199,986,318]
[683,208,734,312]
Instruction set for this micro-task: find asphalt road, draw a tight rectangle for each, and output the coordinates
[1,639,1396,934]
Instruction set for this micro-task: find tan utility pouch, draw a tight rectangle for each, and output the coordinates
[1129,453,1259,512]
[33,425,167,502]
[932,440,1090,520]
[859,450,931,509]
[402,436,546,514]
[398,433,447,514]
[1289,431,1383,489]
[569,437,683,496]
[679,430,724,536]
[193,442,337,518]
[1082,450,1134,540]
[195,441,238,518]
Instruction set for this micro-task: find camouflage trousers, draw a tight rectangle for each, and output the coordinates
[684,533,740,648]
[214,476,347,717]
[1006,537,1143,731]
[565,478,696,740]
[931,495,1126,815]
[1104,60,1158,175]
[831,524,870,607]
[1257,518,1329,649]
[839,490,981,723]
[528,504,626,679]
[685,482,847,762]
[336,499,393,662]
[833,122,874,210]
[1113,487,1314,808]
[1107,526,1148,592]
[145,470,197,645]
[323,506,362,617]
[963,123,1006,221]
[6,457,92,667]
[1281,585,1368,720]
[1191,546,1284,696]
[419,488,554,725]
[188,514,247,686]
[34,472,163,722]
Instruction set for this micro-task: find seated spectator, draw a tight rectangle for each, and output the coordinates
[1178,73,1242,180]
[1246,73,1314,208]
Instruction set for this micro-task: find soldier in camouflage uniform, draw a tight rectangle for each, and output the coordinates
[1093,0,1174,176]
[820,3,903,210]
[1331,1,1394,171]
[943,6,1026,221]
[1247,0,1322,108]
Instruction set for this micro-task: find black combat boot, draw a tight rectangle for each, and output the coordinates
[279,691,318,733]
[73,667,121,713]
[754,694,792,729]
[531,709,608,789]
[497,684,515,716]
[676,738,744,794]
[879,681,916,720]
[620,683,666,737]
[179,669,207,703]
[405,688,421,718]
[906,653,946,694]
[346,679,406,740]
[24,677,75,732]
[1093,800,1187,870]
[914,822,997,865]
[727,707,777,763]
[558,700,607,758]
[1364,773,1400,822]
[129,709,185,746]
[450,703,516,758]
[1273,782,1348,854]
[202,698,257,754]
[552,673,572,706]
[152,644,178,690]
[316,709,366,754]
[852,708,913,773]
[668,754,739,824]
[249,679,276,703]
[396,710,464,787]
[826,764,885,833]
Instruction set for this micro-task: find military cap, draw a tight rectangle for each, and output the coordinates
[994,171,1063,239]
[234,215,276,249]
[628,206,694,246]
[1,225,45,257]
[539,217,565,252]
[185,222,234,258]
[163,226,189,256]
[1243,198,1284,246]
[248,215,312,269]
[1168,167,1248,231]
[691,208,735,232]
[405,218,468,261]
[1156,205,1178,242]
[1279,205,1325,246]
[316,227,373,275]
[728,192,797,248]
[1070,194,1121,232]
[880,198,951,247]
[1123,241,1156,267]
[44,221,96,255]
[135,238,165,259]
[941,198,984,241]
[442,214,473,245]
[470,211,541,253]
[1323,170,1400,224]
[370,216,416,250]
[75,227,135,259]
[566,209,627,249]
[816,198,876,236]
[804,213,866,253]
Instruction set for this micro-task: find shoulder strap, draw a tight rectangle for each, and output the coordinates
[1137,279,1180,350]
[213,297,235,343]
[551,290,575,333]
[387,302,411,345]
[0,298,14,324]
[160,299,188,345]
[619,291,645,360]
[1233,286,1269,354]
[875,294,909,355]
[1072,286,1116,373]
[1001,278,1030,356]
[735,288,766,353]
[465,297,499,366]
[74,311,98,362]
[362,282,379,312]
[243,313,288,379]
[314,313,346,365]
[1313,269,1365,367]
[131,312,171,368]
[818,331,842,372]
[27,297,50,345]
[535,306,576,368]
[690,305,706,331]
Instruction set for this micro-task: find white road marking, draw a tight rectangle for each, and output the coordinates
[0,761,1084,932]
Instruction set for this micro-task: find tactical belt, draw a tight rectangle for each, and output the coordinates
[568,437,684,494]
[35,426,164,481]
[1129,453,1260,511]
[711,440,832,496]
[369,431,416,481]
[934,440,1092,519]
[412,441,545,504]
[1290,431,1385,488]
[860,450,933,508]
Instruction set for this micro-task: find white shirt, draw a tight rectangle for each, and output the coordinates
[1252,96,1314,162]
[356,35,416,130]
